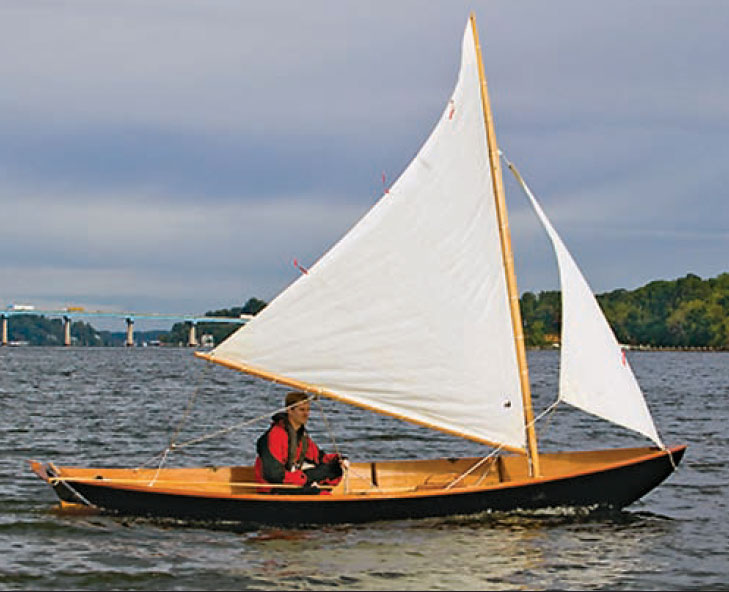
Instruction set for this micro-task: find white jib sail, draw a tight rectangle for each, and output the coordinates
[210,23,526,451]
[508,163,663,447]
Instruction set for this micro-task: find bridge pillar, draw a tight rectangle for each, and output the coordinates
[1,315,7,346]
[63,316,72,346]
[125,317,135,347]
[187,321,198,347]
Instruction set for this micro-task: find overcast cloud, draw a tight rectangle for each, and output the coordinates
[1,1,727,325]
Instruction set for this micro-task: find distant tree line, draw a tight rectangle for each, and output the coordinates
[2,315,169,346]
[521,272,729,349]
[6,274,729,349]
[2,297,267,347]
[3,315,105,346]
[161,297,268,346]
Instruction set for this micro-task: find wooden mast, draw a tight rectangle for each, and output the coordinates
[469,13,541,476]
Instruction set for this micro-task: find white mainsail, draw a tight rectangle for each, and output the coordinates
[506,161,663,448]
[208,23,527,451]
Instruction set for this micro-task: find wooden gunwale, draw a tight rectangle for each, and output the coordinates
[36,445,684,503]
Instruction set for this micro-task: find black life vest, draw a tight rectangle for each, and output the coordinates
[263,412,311,471]
[284,419,310,471]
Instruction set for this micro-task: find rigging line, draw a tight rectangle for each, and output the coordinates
[445,447,503,490]
[47,464,96,507]
[445,400,560,490]
[497,149,520,178]
[528,399,562,430]
[666,447,677,470]
[51,477,96,507]
[137,393,312,471]
[537,398,561,437]
[164,392,319,453]
[136,449,168,469]
[148,447,170,487]
[135,357,211,470]
[342,465,378,486]
[312,396,340,457]
[170,413,270,450]
[139,366,281,469]
[169,359,211,447]
[311,396,347,492]
[143,383,316,470]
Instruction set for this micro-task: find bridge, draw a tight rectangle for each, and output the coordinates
[1,307,252,347]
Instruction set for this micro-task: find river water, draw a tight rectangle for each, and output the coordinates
[0,347,726,590]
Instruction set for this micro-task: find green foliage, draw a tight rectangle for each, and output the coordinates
[160,297,268,346]
[4,315,107,346]
[7,274,729,350]
[520,290,560,347]
[521,272,729,349]
[4,298,268,347]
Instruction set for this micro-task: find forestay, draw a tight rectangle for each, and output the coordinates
[208,24,527,451]
[507,162,663,448]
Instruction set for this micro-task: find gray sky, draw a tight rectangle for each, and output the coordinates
[1,1,727,326]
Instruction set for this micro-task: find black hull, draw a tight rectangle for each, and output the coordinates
[46,446,685,527]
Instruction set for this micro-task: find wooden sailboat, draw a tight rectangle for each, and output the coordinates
[30,15,685,526]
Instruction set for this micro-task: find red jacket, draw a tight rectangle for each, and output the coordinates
[254,414,340,492]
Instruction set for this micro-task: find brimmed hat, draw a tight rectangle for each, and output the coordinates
[285,391,309,408]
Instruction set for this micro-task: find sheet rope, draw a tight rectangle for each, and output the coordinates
[140,374,344,486]
[445,398,561,489]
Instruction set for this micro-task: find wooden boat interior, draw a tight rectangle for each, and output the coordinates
[31,446,664,499]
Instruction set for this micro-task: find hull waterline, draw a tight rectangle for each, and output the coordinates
[31,445,685,527]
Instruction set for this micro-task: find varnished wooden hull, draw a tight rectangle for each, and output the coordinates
[30,445,685,527]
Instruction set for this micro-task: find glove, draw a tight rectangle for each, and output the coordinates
[327,459,343,479]
[303,463,330,484]
[304,460,342,484]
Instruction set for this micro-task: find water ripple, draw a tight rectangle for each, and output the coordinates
[1,347,727,590]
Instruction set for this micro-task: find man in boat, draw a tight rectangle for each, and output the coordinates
[255,391,344,494]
